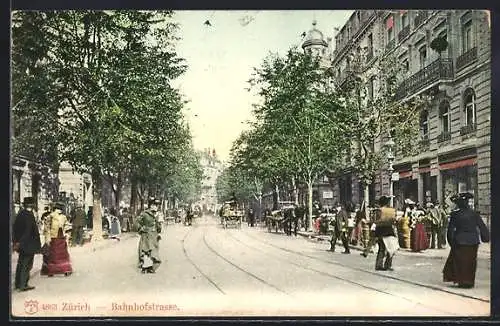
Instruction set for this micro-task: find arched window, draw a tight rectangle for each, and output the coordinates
[463,88,476,126]
[439,100,451,133]
[420,110,429,139]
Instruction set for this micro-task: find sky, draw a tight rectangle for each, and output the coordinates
[171,10,353,162]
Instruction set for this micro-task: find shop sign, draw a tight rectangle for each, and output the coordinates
[322,191,333,199]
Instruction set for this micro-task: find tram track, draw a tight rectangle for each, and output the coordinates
[224,229,461,315]
[240,229,489,304]
[181,222,291,297]
[181,224,226,295]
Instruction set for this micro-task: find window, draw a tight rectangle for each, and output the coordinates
[401,11,408,28]
[402,59,409,72]
[367,33,373,56]
[386,15,394,42]
[461,12,473,53]
[464,88,476,126]
[439,100,451,133]
[419,46,427,68]
[420,110,429,138]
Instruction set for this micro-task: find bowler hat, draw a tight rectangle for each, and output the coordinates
[23,197,35,206]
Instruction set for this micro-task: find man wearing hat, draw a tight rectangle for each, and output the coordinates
[136,197,162,273]
[425,202,440,249]
[373,195,398,271]
[12,197,41,291]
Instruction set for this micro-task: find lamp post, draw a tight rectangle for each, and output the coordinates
[385,136,396,208]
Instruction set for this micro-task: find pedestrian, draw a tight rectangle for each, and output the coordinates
[408,199,428,252]
[329,203,350,254]
[41,202,73,277]
[425,202,440,249]
[373,196,398,271]
[443,193,489,288]
[13,197,42,291]
[109,214,122,241]
[87,207,93,229]
[71,204,86,246]
[136,197,162,273]
[351,203,363,246]
[121,207,132,232]
[248,208,255,227]
[436,201,448,249]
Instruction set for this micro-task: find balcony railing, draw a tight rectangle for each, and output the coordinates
[414,11,429,28]
[394,58,454,101]
[398,25,410,42]
[460,123,477,135]
[437,131,451,143]
[386,38,395,51]
[456,47,478,71]
[338,69,355,88]
[335,11,377,60]
[419,137,430,149]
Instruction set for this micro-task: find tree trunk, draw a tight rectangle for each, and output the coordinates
[307,181,313,232]
[292,176,299,205]
[113,174,122,213]
[130,178,138,216]
[364,183,370,221]
[91,169,103,242]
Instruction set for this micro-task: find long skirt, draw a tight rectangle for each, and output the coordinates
[110,219,121,238]
[411,223,428,252]
[41,237,72,276]
[443,244,478,287]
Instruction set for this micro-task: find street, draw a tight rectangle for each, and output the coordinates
[11,215,490,317]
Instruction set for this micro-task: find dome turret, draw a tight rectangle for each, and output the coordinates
[302,20,328,50]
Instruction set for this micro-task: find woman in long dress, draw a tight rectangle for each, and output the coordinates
[109,215,121,240]
[443,193,489,288]
[408,201,428,252]
[41,202,72,277]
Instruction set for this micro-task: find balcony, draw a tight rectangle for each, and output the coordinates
[419,136,430,150]
[460,123,477,135]
[414,11,429,28]
[386,38,395,51]
[437,131,451,143]
[456,47,478,72]
[338,69,355,89]
[394,58,454,101]
[398,25,410,42]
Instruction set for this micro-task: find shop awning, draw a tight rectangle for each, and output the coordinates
[439,157,477,171]
[399,171,412,178]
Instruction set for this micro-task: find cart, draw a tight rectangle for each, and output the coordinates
[222,208,243,229]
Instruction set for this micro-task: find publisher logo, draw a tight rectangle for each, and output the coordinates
[24,300,38,315]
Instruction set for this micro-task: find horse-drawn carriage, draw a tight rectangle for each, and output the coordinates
[266,201,299,236]
[221,201,243,229]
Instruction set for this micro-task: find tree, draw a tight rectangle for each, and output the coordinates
[11,11,189,240]
[246,48,349,230]
[336,47,429,216]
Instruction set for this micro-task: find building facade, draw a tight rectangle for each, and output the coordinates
[328,10,490,225]
[198,148,223,213]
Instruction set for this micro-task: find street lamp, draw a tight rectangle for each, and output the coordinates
[385,135,396,207]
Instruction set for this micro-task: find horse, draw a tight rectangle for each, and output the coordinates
[282,206,299,236]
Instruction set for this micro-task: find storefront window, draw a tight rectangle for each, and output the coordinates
[441,165,478,209]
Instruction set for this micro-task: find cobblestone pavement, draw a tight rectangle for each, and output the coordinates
[11,215,490,317]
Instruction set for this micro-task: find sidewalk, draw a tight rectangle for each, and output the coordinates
[296,230,490,260]
[10,232,137,283]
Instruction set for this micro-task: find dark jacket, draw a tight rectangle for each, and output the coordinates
[335,209,349,233]
[447,208,489,246]
[72,207,87,227]
[13,209,41,255]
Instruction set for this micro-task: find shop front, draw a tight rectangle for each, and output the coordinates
[393,169,418,210]
[439,157,478,210]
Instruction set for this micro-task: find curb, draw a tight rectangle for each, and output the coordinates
[296,231,490,260]
[11,232,137,282]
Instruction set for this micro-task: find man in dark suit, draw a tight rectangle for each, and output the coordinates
[329,203,350,253]
[13,197,41,291]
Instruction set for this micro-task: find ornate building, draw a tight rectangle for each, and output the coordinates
[329,10,490,226]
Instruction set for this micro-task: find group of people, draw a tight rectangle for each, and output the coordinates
[13,197,73,291]
[355,192,489,288]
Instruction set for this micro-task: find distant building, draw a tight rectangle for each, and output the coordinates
[197,148,223,213]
